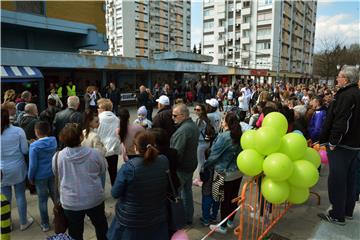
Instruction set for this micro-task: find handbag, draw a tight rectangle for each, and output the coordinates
[212,170,225,202]
[53,151,68,234]
[166,170,186,230]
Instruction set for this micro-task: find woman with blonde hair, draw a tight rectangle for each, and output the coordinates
[3,89,16,103]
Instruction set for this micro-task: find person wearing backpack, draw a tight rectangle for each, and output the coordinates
[193,104,216,187]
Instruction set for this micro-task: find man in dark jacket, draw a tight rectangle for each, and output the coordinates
[105,82,120,115]
[318,65,360,225]
[53,96,83,141]
[153,95,176,142]
[39,98,61,135]
[19,103,39,141]
[170,103,200,225]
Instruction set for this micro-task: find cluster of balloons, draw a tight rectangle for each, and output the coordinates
[237,112,320,205]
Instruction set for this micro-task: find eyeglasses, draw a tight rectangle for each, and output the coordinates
[194,108,201,112]
[172,113,183,118]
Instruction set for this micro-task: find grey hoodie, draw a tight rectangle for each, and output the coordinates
[53,146,106,211]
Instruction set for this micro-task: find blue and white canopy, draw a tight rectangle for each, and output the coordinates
[1,65,43,82]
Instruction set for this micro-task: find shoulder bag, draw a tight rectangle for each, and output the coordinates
[166,170,186,230]
[53,151,68,234]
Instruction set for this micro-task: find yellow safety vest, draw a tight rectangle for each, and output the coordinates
[57,86,63,98]
[66,85,76,96]
[1,194,11,240]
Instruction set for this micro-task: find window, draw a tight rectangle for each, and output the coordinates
[257,12,272,21]
[242,59,250,65]
[258,0,273,7]
[243,30,250,37]
[204,8,213,17]
[256,41,271,50]
[243,16,251,23]
[204,34,214,42]
[204,20,214,29]
[243,1,250,8]
[243,44,250,50]
[16,1,45,15]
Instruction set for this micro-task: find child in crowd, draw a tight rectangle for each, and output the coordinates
[133,106,152,129]
[200,167,220,226]
[28,121,57,232]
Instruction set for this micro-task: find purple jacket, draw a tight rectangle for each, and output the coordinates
[308,107,326,142]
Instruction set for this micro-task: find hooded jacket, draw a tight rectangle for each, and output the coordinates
[53,146,106,211]
[28,136,57,181]
[97,111,121,157]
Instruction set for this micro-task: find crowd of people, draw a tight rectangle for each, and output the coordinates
[1,65,360,239]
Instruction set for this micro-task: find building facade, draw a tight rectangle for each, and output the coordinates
[202,0,317,75]
[1,1,108,52]
[106,0,191,58]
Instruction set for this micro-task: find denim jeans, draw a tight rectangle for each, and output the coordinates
[202,195,220,221]
[35,177,56,226]
[63,202,108,240]
[176,171,194,223]
[1,180,27,225]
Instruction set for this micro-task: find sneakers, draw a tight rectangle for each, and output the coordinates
[40,223,50,232]
[318,213,346,226]
[345,215,353,220]
[209,224,227,234]
[226,220,235,229]
[20,217,34,231]
[200,217,210,227]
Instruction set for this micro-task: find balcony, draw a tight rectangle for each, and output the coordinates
[242,7,251,15]
[257,48,271,55]
[258,19,272,26]
[217,11,225,19]
[242,22,250,29]
[257,34,271,41]
[217,26,225,32]
[242,37,250,44]
[242,51,250,58]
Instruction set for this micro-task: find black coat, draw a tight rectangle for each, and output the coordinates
[319,83,360,149]
[152,107,176,141]
[19,115,38,140]
[53,108,83,138]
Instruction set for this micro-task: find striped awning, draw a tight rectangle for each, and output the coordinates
[1,65,43,82]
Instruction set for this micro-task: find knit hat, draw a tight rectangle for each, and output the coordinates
[137,106,147,116]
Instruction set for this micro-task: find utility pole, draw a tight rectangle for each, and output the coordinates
[276,0,283,89]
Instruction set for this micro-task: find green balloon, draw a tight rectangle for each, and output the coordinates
[302,147,321,168]
[261,177,290,204]
[263,153,294,181]
[237,149,264,176]
[279,133,307,160]
[240,129,257,150]
[254,127,281,156]
[288,160,319,188]
[262,112,288,136]
[287,185,310,204]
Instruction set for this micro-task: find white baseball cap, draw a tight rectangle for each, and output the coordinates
[206,98,219,108]
[156,95,170,105]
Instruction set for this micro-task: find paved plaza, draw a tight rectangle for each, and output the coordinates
[9,107,360,240]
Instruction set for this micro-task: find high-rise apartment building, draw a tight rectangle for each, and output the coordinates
[202,0,317,75]
[106,0,191,58]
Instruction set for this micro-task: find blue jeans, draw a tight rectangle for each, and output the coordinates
[35,177,56,226]
[202,195,220,221]
[1,180,27,225]
[176,171,194,223]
